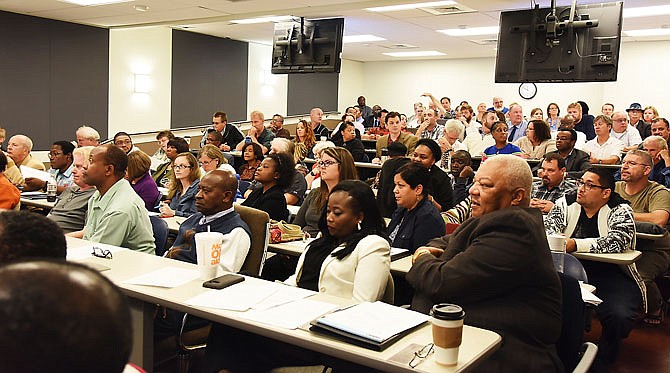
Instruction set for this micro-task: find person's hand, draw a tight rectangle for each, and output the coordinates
[530,198,554,213]
[371,157,382,164]
[220,144,231,152]
[519,152,530,159]
[659,149,670,164]
[459,166,474,179]
[566,238,577,253]
[437,137,450,152]
[24,177,47,191]
[421,92,433,98]
[411,246,444,264]
[247,126,258,138]
[159,203,175,218]
[589,155,599,164]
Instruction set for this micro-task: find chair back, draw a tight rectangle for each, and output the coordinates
[556,272,586,372]
[238,180,252,195]
[235,204,270,276]
[149,215,170,256]
[559,253,589,283]
[381,273,395,304]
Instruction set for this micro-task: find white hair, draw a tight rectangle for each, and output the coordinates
[444,119,464,136]
[644,135,668,150]
[271,137,292,153]
[76,125,100,141]
[11,135,33,151]
[485,155,532,201]
[311,141,335,158]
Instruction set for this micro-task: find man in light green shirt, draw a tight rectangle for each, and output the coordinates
[71,145,155,254]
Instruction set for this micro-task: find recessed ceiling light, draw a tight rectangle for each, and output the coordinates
[624,28,670,37]
[437,26,499,37]
[623,5,670,18]
[343,35,386,43]
[382,51,446,57]
[367,1,457,12]
[59,0,132,5]
[230,16,293,24]
[133,4,149,12]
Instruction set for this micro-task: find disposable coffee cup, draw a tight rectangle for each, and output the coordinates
[194,232,223,280]
[547,233,566,273]
[320,136,327,142]
[430,303,465,366]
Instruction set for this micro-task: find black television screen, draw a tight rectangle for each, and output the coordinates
[271,17,344,74]
[495,1,623,83]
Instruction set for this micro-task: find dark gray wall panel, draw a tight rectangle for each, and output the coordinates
[0,11,108,150]
[287,73,339,115]
[171,30,248,128]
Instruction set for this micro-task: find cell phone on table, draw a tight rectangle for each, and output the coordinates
[202,274,245,289]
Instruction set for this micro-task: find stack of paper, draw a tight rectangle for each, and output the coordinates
[123,267,200,288]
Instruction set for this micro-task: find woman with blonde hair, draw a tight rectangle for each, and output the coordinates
[294,119,316,162]
[160,152,201,218]
[126,151,160,211]
[198,144,235,175]
[644,106,659,124]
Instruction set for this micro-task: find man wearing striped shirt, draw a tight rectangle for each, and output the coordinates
[530,153,578,213]
[416,108,444,141]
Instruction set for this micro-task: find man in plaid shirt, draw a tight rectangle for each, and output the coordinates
[530,153,578,213]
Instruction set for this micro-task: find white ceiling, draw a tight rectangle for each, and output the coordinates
[1,0,669,61]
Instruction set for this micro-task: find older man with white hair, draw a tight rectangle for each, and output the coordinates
[310,107,329,140]
[610,112,642,152]
[642,135,670,187]
[75,126,100,147]
[407,155,562,372]
[6,134,45,171]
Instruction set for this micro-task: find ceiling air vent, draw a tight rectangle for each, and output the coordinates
[420,4,475,16]
[380,43,417,49]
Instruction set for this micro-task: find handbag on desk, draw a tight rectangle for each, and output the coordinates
[269,220,306,243]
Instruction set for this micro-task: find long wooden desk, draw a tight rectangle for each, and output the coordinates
[66,237,501,372]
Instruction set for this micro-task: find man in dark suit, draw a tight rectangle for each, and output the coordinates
[406,155,563,372]
[546,128,591,179]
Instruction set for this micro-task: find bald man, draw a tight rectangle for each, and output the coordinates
[407,155,562,372]
[7,134,45,171]
[310,107,329,139]
[167,170,251,272]
[0,260,131,373]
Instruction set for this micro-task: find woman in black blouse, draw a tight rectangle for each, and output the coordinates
[242,152,294,221]
[410,138,454,212]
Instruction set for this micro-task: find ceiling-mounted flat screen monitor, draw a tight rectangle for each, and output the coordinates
[272,17,344,74]
[495,1,623,83]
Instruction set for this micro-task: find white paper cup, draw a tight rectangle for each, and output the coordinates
[547,233,566,273]
[320,136,327,142]
[430,304,465,366]
[195,232,224,280]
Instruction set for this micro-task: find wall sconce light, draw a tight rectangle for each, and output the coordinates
[134,74,152,93]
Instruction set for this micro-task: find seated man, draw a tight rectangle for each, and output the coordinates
[75,125,101,147]
[615,150,670,325]
[0,260,131,373]
[373,111,418,161]
[168,170,251,271]
[235,110,275,154]
[0,210,67,262]
[530,153,578,213]
[447,149,474,205]
[407,155,562,371]
[113,131,139,154]
[545,128,591,179]
[582,115,624,165]
[375,142,410,218]
[7,134,45,171]
[47,146,96,233]
[0,152,20,209]
[642,135,670,188]
[200,111,244,151]
[24,140,75,193]
[545,168,643,371]
[70,145,155,254]
[245,138,307,206]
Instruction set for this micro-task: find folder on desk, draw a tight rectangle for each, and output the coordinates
[390,247,410,261]
[309,301,429,351]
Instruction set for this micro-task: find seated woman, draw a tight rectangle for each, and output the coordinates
[237,142,263,182]
[293,119,316,162]
[387,162,445,253]
[198,144,236,175]
[204,180,390,372]
[482,121,523,161]
[341,121,369,162]
[126,151,160,211]
[242,152,294,221]
[514,120,556,159]
[159,152,201,218]
[303,141,336,190]
[152,137,189,188]
[411,138,454,212]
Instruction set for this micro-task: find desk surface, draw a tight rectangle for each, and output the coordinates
[572,250,641,265]
[20,196,55,209]
[66,237,500,372]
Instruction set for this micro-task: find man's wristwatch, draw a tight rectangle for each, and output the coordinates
[598,159,602,164]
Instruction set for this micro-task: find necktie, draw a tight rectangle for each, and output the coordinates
[508,126,517,142]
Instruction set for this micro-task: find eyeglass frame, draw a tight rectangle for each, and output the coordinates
[91,246,113,259]
[173,164,193,171]
[317,160,340,168]
[409,343,434,368]
[576,179,608,191]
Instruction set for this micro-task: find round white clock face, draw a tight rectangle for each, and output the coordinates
[518,83,537,99]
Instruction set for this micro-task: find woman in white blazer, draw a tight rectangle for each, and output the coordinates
[204,180,391,373]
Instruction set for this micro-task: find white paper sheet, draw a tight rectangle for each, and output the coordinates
[187,281,279,311]
[20,166,50,181]
[579,282,602,305]
[284,238,315,248]
[66,243,128,260]
[123,267,200,288]
[315,301,429,343]
[252,284,316,311]
[241,298,338,330]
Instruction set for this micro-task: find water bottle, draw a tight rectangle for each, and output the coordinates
[381,148,388,163]
[46,176,57,202]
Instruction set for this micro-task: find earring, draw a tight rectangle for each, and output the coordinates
[357,221,362,230]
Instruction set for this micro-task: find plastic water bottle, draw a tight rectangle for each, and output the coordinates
[46,175,57,202]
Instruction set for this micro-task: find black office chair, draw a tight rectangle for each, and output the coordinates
[149,215,169,256]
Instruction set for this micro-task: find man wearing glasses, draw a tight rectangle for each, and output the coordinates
[615,150,670,327]
[545,168,643,372]
[69,145,155,254]
[113,132,139,155]
[269,114,290,139]
[24,141,75,193]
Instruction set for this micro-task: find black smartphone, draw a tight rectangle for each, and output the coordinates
[202,274,245,289]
